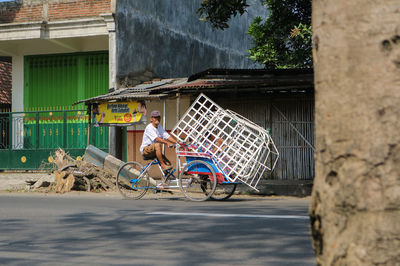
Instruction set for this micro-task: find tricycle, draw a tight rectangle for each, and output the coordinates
[116,94,279,201]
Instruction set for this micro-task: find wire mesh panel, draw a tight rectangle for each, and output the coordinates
[171,94,279,190]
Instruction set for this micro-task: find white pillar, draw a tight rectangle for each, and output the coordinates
[11,55,24,149]
[104,14,118,156]
[108,30,117,156]
[108,32,117,89]
[11,55,24,112]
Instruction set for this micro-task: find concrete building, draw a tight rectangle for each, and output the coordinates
[0,0,115,113]
[0,0,266,169]
[0,0,264,111]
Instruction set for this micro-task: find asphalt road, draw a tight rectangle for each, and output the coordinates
[0,193,315,265]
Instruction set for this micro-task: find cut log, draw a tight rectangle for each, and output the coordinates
[54,170,67,192]
[62,174,75,193]
[54,170,75,193]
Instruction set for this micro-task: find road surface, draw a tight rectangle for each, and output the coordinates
[0,192,315,265]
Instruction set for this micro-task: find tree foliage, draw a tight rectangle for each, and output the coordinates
[198,0,249,30]
[198,0,312,68]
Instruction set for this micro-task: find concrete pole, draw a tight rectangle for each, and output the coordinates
[87,104,92,146]
[11,55,24,149]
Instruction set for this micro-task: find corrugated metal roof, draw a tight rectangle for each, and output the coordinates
[187,68,313,82]
[73,78,187,105]
[164,78,313,89]
[155,69,314,94]
[74,91,169,105]
[74,68,313,105]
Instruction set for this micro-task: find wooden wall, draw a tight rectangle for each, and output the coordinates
[214,93,314,180]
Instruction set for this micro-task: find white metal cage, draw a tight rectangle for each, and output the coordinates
[171,94,279,190]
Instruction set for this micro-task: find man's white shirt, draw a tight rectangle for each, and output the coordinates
[140,123,170,154]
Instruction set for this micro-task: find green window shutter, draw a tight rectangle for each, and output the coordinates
[24,52,109,110]
[84,53,109,100]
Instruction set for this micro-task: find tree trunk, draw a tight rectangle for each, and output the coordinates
[311,0,400,265]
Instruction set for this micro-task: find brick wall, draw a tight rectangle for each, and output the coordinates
[0,2,42,23]
[0,0,111,24]
[0,57,12,105]
[48,0,111,21]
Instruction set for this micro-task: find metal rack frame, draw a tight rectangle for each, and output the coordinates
[171,93,279,190]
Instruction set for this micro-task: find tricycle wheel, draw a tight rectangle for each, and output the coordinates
[116,161,149,199]
[208,183,237,201]
[179,160,217,201]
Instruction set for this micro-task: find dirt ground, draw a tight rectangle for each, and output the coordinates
[0,171,311,202]
[0,172,52,191]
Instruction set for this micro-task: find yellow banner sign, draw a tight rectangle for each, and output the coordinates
[93,101,147,126]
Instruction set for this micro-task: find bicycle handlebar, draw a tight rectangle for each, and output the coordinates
[169,142,188,148]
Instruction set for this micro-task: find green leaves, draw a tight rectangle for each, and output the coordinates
[197,0,249,30]
[247,0,312,68]
[198,0,312,68]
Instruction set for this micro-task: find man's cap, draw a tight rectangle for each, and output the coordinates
[151,110,161,117]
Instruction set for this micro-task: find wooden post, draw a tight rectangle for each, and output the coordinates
[175,93,180,172]
[162,98,166,154]
[87,104,92,146]
[176,92,180,125]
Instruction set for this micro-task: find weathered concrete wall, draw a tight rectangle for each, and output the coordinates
[310,0,400,264]
[116,0,266,87]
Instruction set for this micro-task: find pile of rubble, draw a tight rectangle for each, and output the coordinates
[27,148,117,193]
